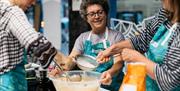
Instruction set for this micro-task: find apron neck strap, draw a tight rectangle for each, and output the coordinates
[87,27,109,41]
[103,27,109,48]
[161,23,177,45]
[87,27,109,49]
[104,27,108,40]
[87,31,92,41]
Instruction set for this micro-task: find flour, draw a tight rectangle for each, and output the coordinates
[78,60,96,68]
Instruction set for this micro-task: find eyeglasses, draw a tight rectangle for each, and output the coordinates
[86,10,104,18]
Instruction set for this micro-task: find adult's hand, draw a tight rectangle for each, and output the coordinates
[96,47,113,63]
[100,71,112,85]
[121,48,147,62]
[49,68,62,76]
[54,52,75,71]
[121,48,157,79]
[97,40,133,63]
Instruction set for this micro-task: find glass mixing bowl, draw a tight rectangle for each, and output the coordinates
[49,71,101,91]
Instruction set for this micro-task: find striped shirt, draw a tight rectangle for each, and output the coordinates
[0,0,56,74]
[130,8,180,91]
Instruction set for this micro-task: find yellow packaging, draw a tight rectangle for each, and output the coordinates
[119,62,146,91]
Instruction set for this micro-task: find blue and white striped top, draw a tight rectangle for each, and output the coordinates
[130,8,180,91]
[0,0,57,74]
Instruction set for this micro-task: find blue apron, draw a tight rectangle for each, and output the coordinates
[0,49,27,91]
[145,22,180,91]
[83,28,123,91]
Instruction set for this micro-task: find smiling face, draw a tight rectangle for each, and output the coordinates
[86,4,107,34]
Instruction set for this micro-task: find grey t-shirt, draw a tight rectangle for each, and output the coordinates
[73,29,125,54]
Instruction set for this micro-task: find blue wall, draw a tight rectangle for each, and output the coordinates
[109,0,117,18]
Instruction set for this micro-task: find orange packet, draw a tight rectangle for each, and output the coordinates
[119,62,146,91]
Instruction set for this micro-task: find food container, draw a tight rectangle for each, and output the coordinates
[75,55,99,71]
[119,62,146,91]
[49,71,101,91]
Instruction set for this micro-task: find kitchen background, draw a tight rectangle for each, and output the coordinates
[25,0,161,90]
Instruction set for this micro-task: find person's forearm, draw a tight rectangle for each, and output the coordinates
[27,37,57,69]
[54,52,64,61]
[108,61,123,76]
[145,60,156,79]
[139,57,156,79]
[110,39,133,55]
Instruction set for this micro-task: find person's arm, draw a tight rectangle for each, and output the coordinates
[9,7,57,68]
[135,57,156,79]
[49,49,80,76]
[108,39,133,55]
[54,51,76,71]
[97,39,132,62]
[130,8,170,54]
[100,31,125,85]
[54,33,84,70]
[69,49,81,58]
[97,8,170,62]
[121,48,156,79]
[108,54,124,76]
[154,31,180,91]
[124,8,169,54]
[100,54,124,85]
